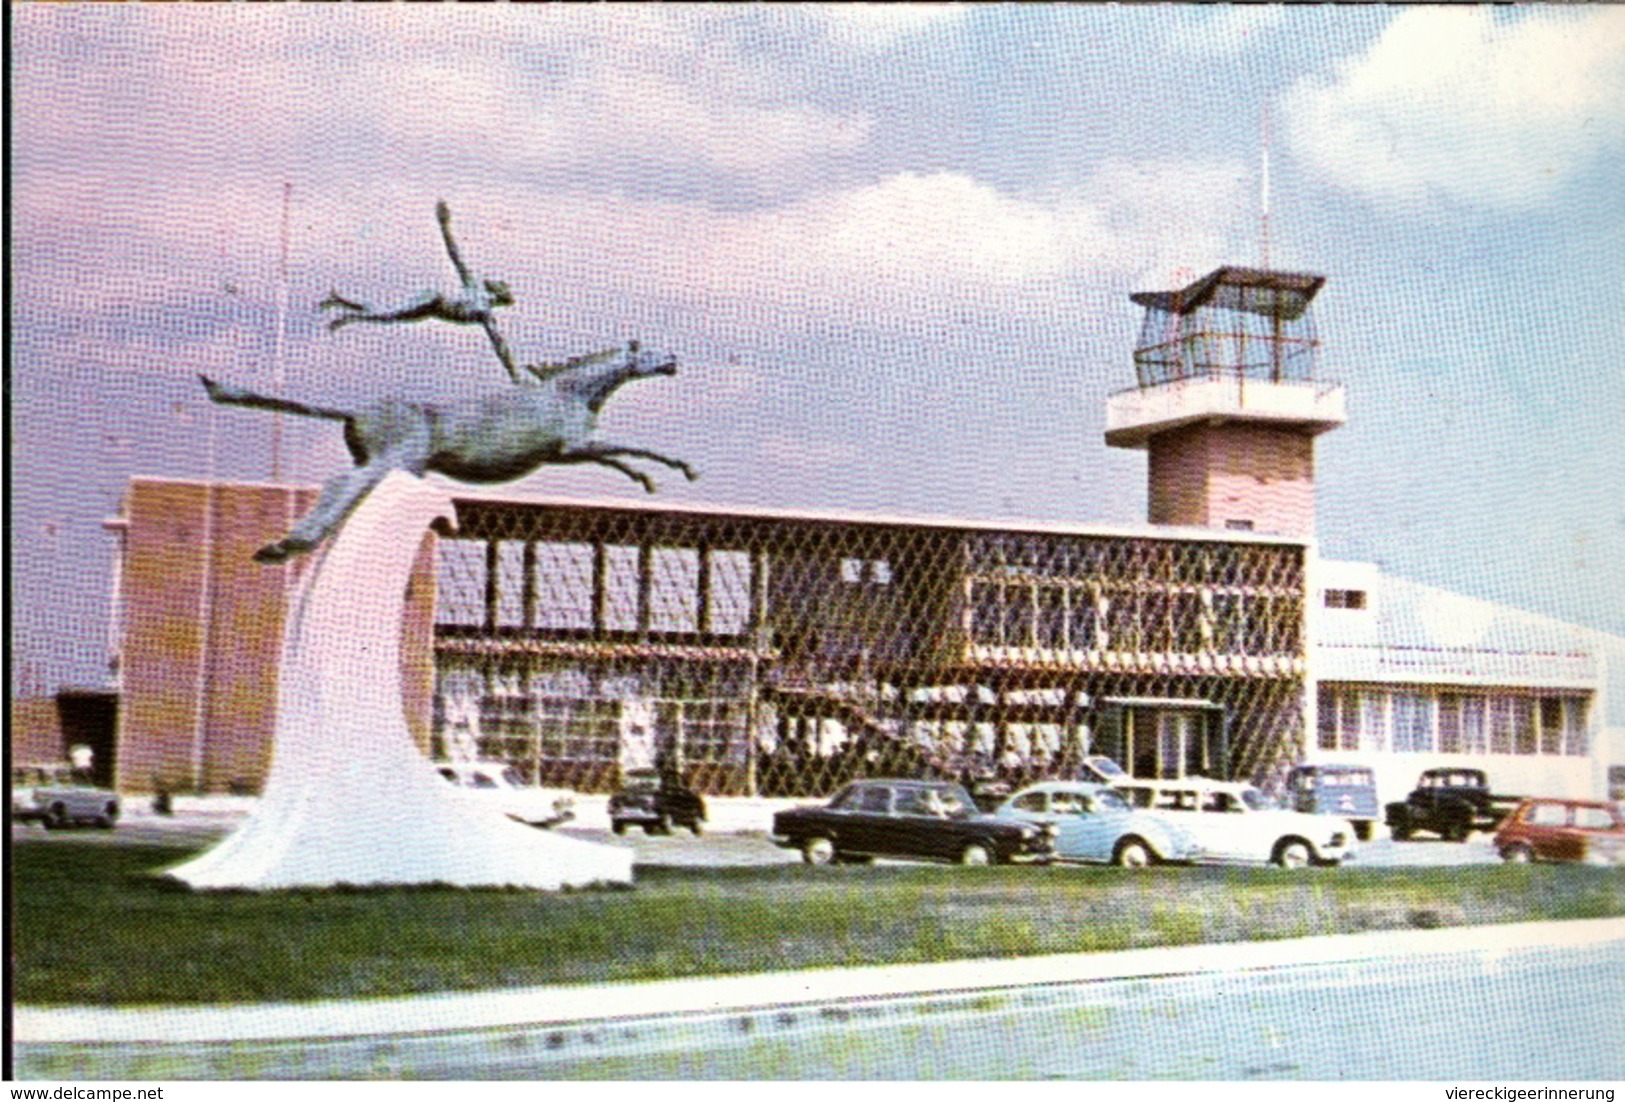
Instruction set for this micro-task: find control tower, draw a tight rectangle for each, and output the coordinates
[1104,266,1345,537]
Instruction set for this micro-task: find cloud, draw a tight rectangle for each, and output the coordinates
[11,154,1254,378]
[1282,7,1625,211]
[473,160,1253,328]
[11,4,1256,365]
[10,5,876,198]
[1162,7,1285,57]
[805,4,969,51]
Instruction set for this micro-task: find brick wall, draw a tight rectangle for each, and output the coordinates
[115,479,436,794]
[9,697,63,765]
[1148,423,1316,537]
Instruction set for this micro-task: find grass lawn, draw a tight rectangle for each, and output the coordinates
[12,842,1624,1007]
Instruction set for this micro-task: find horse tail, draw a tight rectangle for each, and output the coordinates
[199,375,351,422]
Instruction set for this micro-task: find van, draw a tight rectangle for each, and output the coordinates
[1284,764,1379,841]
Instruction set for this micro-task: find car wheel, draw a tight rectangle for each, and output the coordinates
[960,842,993,867]
[611,821,628,836]
[1273,839,1312,869]
[1501,844,1534,864]
[689,820,704,836]
[42,804,69,831]
[1353,822,1373,843]
[1391,824,1412,842]
[1114,839,1153,869]
[94,805,118,830]
[802,836,836,865]
[1446,820,1471,843]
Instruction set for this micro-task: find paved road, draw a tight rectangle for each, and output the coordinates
[508,937,1625,1080]
[19,927,1620,1080]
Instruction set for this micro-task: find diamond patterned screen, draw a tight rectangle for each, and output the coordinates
[433,498,1308,798]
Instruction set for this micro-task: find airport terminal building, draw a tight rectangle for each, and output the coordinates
[90,267,1625,804]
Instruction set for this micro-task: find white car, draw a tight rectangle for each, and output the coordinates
[11,764,121,829]
[1115,778,1354,868]
[435,761,575,829]
[995,781,1200,867]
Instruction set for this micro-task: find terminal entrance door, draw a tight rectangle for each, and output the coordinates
[1097,699,1225,780]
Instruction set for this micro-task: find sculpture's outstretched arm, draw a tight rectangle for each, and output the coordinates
[480,317,521,386]
[435,200,474,289]
[437,200,522,385]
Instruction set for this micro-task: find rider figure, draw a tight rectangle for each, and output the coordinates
[321,201,521,382]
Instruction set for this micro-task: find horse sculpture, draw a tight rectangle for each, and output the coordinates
[201,341,695,563]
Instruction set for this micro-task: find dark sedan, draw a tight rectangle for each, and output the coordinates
[608,769,708,835]
[771,779,1055,866]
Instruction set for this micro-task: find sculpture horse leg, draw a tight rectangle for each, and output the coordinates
[561,442,699,488]
[256,450,429,563]
[257,404,435,563]
[200,375,352,423]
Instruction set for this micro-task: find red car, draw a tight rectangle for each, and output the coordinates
[1494,798,1625,865]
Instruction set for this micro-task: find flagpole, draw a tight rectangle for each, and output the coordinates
[271,182,292,482]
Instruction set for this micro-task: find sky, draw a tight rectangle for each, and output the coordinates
[9,4,1625,695]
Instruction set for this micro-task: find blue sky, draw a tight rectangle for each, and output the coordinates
[10,4,1625,692]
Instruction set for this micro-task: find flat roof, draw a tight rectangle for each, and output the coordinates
[119,474,1310,549]
[1131,266,1325,320]
[441,480,1310,549]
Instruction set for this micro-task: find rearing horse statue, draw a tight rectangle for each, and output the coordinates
[202,341,696,563]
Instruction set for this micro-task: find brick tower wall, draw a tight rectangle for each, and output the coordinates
[1147,423,1316,537]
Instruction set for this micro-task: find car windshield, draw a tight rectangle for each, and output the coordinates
[624,773,661,793]
[1093,789,1132,813]
[1086,757,1127,778]
[1240,787,1275,811]
[1322,771,1373,787]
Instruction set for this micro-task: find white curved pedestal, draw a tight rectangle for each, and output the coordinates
[167,472,633,891]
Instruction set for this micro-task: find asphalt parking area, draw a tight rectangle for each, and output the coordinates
[12,812,1506,868]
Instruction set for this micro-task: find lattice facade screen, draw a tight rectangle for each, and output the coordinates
[432,498,1308,797]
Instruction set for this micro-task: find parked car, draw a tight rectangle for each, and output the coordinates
[608,769,707,835]
[11,764,120,830]
[1073,755,1131,785]
[960,771,1013,813]
[1284,763,1380,841]
[435,760,575,828]
[1115,778,1354,868]
[1385,768,1522,842]
[1494,798,1625,865]
[771,778,1055,866]
[995,781,1199,867]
